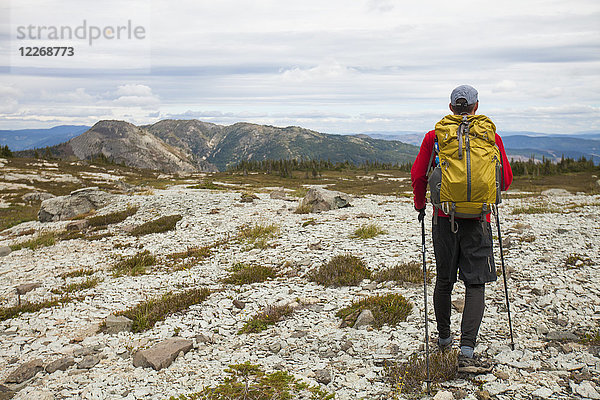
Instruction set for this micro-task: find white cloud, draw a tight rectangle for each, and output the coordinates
[493,80,518,93]
[115,84,154,97]
[40,88,95,102]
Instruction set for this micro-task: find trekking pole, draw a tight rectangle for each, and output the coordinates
[494,209,515,350]
[420,215,432,394]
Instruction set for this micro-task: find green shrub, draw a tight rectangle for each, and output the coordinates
[10,232,56,251]
[350,223,387,239]
[238,223,279,249]
[52,277,101,295]
[222,263,277,285]
[117,288,211,332]
[336,293,412,329]
[238,305,294,334]
[309,254,371,287]
[581,330,600,345]
[60,268,95,279]
[0,295,74,321]
[386,350,459,395]
[112,250,156,277]
[168,362,334,400]
[130,214,182,236]
[88,206,138,227]
[374,262,432,284]
[565,253,593,269]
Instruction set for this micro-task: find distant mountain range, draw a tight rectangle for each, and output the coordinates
[0,125,90,151]
[4,122,598,170]
[12,120,418,172]
[359,130,600,165]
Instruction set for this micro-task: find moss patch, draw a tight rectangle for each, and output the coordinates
[51,277,101,295]
[0,295,75,321]
[10,232,56,251]
[88,206,138,228]
[374,262,432,284]
[222,263,277,285]
[117,288,211,332]
[238,223,280,249]
[309,254,371,287]
[336,293,412,329]
[130,214,182,236]
[238,305,294,334]
[112,250,156,277]
[350,223,387,239]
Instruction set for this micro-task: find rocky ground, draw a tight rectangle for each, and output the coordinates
[0,162,599,399]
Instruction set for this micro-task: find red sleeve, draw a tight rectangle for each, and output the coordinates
[495,133,513,191]
[411,130,436,210]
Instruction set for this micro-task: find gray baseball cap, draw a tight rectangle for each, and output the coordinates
[450,85,478,106]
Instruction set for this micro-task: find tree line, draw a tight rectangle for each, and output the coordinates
[229,155,598,178]
[0,145,12,157]
[509,156,598,176]
[228,158,413,178]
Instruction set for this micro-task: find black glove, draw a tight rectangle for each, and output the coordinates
[417,208,426,222]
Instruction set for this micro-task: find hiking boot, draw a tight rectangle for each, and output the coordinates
[436,336,453,352]
[458,354,493,374]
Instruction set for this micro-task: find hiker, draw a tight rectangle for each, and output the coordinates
[410,85,513,365]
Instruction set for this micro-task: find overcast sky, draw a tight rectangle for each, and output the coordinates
[1,0,599,134]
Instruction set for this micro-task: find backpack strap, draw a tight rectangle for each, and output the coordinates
[426,136,438,176]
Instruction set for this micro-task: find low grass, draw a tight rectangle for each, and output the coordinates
[309,254,372,287]
[112,250,156,277]
[238,304,294,334]
[129,214,182,236]
[301,218,317,227]
[374,261,433,284]
[117,287,211,332]
[189,181,227,190]
[336,293,412,329]
[386,350,459,395]
[222,263,278,285]
[60,268,95,279]
[10,232,56,251]
[350,223,387,239]
[580,330,600,345]
[51,277,101,295]
[87,206,138,228]
[0,203,40,231]
[238,223,280,249]
[511,203,557,215]
[565,253,593,269]
[294,203,312,214]
[0,295,75,321]
[167,362,334,400]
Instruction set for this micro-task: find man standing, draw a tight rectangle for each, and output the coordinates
[410,85,513,363]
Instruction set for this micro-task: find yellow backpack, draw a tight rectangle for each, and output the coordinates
[428,114,502,231]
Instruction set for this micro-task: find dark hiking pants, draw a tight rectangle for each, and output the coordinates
[432,216,496,349]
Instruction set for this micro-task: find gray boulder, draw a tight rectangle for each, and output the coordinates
[4,359,44,384]
[23,192,55,203]
[299,188,351,212]
[353,309,375,329]
[133,338,193,371]
[104,315,133,334]
[45,357,75,373]
[16,283,41,295]
[270,189,295,201]
[0,246,11,257]
[77,355,100,369]
[38,187,114,222]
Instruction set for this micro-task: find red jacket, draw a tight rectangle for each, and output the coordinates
[411,128,513,222]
